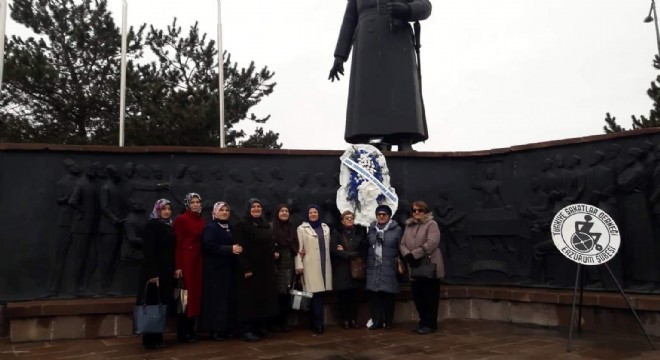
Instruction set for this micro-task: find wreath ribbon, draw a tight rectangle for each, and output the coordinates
[340,154,398,204]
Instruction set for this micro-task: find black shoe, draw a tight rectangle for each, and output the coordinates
[350,320,359,329]
[342,321,350,330]
[417,326,436,335]
[211,332,227,341]
[178,334,198,343]
[411,325,422,333]
[240,332,261,342]
[367,324,382,330]
[314,326,324,334]
[257,329,273,338]
[144,341,166,350]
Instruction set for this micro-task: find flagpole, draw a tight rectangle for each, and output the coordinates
[0,0,7,92]
[218,0,226,148]
[119,0,128,147]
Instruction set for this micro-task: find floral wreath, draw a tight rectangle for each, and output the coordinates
[336,144,398,226]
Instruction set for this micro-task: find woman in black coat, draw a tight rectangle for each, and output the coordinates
[234,198,279,342]
[330,210,367,329]
[272,204,299,331]
[137,199,176,350]
[200,202,242,340]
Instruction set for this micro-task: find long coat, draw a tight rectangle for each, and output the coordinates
[234,217,279,321]
[330,226,367,291]
[274,227,299,295]
[295,223,333,293]
[399,214,445,279]
[173,210,205,317]
[200,220,236,332]
[137,219,175,313]
[366,220,403,294]
[334,0,432,144]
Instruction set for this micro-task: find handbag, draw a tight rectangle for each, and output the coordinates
[350,257,366,280]
[173,278,188,314]
[289,275,313,311]
[133,282,167,334]
[410,256,437,280]
[342,233,366,280]
[395,256,408,282]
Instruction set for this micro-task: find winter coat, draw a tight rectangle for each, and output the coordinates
[366,220,403,294]
[295,222,333,293]
[137,219,175,314]
[334,0,432,144]
[330,225,367,291]
[200,220,236,332]
[399,214,445,279]
[173,210,205,317]
[234,216,279,321]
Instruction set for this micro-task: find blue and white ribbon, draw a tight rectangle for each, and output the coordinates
[340,154,398,204]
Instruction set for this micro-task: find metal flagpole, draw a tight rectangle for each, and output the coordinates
[218,0,226,148]
[119,0,128,147]
[0,0,8,92]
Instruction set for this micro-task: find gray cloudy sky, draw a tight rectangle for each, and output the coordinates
[6,0,659,151]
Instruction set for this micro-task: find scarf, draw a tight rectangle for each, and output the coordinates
[149,198,172,226]
[374,219,393,266]
[305,204,322,229]
[273,204,297,249]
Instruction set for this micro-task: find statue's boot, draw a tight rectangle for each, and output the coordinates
[398,139,414,152]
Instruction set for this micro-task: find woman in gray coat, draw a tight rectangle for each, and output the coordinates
[366,205,403,329]
[400,201,444,334]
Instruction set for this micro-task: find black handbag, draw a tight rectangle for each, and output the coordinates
[409,256,437,280]
[133,282,167,334]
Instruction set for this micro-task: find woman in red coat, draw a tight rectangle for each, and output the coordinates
[173,192,205,343]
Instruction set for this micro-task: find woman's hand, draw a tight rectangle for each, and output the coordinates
[274,252,280,260]
[232,244,243,254]
[295,268,304,275]
[245,272,253,278]
[337,245,344,251]
[299,248,306,258]
[148,277,159,287]
[174,269,183,278]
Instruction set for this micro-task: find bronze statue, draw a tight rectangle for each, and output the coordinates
[97,165,125,296]
[329,0,432,151]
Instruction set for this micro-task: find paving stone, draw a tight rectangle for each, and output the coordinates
[1,319,659,359]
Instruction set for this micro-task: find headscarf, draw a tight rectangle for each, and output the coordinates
[272,204,298,251]
[212,201,229,222]
[243,198,269,229]
[184,192,202,213]
[149,199,172,225]
[305,204,322,229]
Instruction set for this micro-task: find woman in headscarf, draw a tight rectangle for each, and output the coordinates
[200,202,243,340]
[173,193,205,342]
[330,210,367,329]
[234,198,279,342]
[295,204,332,334]
[272,204,299,331]
[366,204,403,329]
[137,199,176,349]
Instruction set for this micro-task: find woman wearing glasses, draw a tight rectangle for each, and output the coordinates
[399,201,443,334]
[365,204,403,329]
[330,210,367,329]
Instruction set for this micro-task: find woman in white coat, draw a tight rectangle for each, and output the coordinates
[295,204,332,334]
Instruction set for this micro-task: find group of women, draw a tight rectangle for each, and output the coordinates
[137,193,444,350]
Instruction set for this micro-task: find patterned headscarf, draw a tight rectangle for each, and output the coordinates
[212,201,230,220]
[184,193,202,213]
[149,199,172,225]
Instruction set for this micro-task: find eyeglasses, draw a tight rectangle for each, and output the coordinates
[343,216,354,221]
[376,212,389,217]
[412,208,425,213]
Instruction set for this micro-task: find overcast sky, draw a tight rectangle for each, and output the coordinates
[5,0,659,151]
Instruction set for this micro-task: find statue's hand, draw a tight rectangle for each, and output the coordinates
[386,2,411,20]
[328,57,344,82]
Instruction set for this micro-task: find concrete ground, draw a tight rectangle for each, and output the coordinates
[0,319,658,359]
